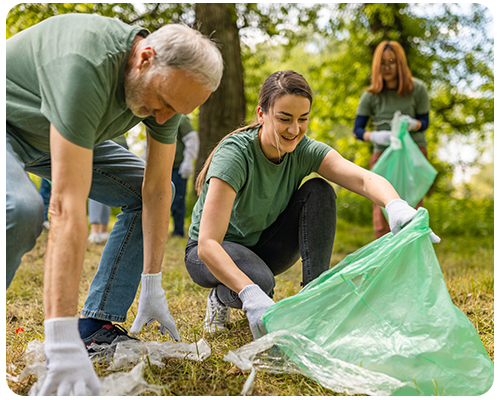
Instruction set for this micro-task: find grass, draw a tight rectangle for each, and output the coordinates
[5,218,494,395]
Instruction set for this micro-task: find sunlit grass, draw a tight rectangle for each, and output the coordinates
[5,218,493,395]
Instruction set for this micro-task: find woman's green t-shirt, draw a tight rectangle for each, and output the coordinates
[189,128,332,247]
[356,78,430,152]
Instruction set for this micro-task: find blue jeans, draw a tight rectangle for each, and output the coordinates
[87,140,128,226]
[184,178,337,309]
[88,199,111,225]
[39,179,52,221]
[171,168,187,236]
[6,129,174,321]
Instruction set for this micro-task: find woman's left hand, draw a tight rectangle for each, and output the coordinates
[385,199,441,243]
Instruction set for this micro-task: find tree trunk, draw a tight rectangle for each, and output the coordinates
[194,3,246,180]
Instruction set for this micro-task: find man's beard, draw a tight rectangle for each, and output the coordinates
[124,70,152,118]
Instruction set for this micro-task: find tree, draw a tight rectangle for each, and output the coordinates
[7,3,493,195]
[194,3,245,177]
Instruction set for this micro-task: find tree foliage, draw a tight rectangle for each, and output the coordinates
[7,3,493,197]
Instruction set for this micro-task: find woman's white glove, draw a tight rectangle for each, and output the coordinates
[401,114,418,131]
[385,199,441,243]
[369,130,392,146]
[239,284,275,340]
[130,272,180,341]
[39,317,100,396]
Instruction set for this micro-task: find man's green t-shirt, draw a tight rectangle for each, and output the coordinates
[356,78,430,152]
[189,128,332,247]
[6,13,181,153]
[173,115,196,168]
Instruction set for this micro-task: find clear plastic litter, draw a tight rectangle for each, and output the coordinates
[10,338,211,396]
[90,337,211,369]
[224,330,407,396]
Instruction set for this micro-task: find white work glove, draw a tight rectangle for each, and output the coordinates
[239,284,275,340]
[385,199,441,243]
[401,114,418,131]
[130,272,180,341]
[369,130,392,146]
[39,317,100,396]
[178,131,199,179]
[178,159,194,179]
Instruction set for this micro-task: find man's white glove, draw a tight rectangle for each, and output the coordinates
[39,317,100,396]
[401,114,418,131]
[178,131,199,179]
[239,284,275,340]
[130,272,180,341]
[369,130,392,146]
[385,199,441,243]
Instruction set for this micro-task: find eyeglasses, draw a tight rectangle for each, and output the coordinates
[380,60,397,69]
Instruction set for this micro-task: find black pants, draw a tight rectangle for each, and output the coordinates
[184,178,337,309]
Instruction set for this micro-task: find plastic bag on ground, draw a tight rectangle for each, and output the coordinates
[11,338,211,396]
[108,338,211,369]
[371,112,437,208]
[257,208,493,396]
[224,330,406,396]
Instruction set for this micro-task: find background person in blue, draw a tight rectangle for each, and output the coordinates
[353,40,431,238]
[171,115,199,237]
[6,13,223,395]
[87,135,130,244]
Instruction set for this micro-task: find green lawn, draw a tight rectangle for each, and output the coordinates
[5,219,494,395]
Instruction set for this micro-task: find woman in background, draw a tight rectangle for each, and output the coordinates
[353,40,431,238]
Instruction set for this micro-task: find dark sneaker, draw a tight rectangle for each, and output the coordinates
[83,323,138,359]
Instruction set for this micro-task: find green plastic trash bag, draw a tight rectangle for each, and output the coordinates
[262,208,493,396]
[371,112,437,208]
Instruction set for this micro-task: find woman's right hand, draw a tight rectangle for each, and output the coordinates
[239,284,275,340]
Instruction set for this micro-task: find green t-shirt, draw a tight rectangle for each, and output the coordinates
[173,115,196,168]
[356,78,430,152]
[189,128,332,247]
[6,13,181,153]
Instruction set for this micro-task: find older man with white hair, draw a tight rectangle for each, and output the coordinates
[6,13,223,395]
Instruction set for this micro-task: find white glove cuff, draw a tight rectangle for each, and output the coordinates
[239,284,264,302]
[370,130,392,146]
[385,198,408,213]
[44,316,80,344]
[141,272,163,295]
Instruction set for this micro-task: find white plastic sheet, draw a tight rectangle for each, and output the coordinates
[224,330,407,396]
[10,338,211,396]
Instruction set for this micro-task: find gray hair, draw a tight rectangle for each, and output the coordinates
[145,23,223,92]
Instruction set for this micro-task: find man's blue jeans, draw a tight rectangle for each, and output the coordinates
[6,129,173,322]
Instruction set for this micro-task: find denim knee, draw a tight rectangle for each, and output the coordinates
[6,191,44,286]
[302,178,336,205]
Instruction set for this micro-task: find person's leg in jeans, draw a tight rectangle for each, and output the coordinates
[5,131,46,288]
[87,199,111,243]
[185,177,337,305]
[171,168,187,237]
[251,178,337,286]
[77,140,149,323]
[38,178,52,229]
[185,239,276,309]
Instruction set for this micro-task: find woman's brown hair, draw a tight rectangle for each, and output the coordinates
[367,41,414,97]
[195,70,313,194]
